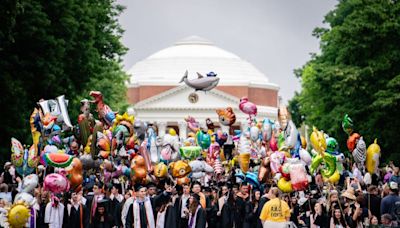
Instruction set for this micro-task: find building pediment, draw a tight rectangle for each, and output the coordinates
[134,86,240,110]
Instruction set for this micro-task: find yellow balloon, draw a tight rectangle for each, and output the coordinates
[169,128,177,136]
[154,162,168,178]
[366,139,381,174]
[301,136,307,149]
[7,202,30,228]
[323,170,340,184]
[277,177,293,193]
[310,127,327,154]
[238,153,250,173]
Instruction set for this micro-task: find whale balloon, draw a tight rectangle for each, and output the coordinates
[179,71,220,92]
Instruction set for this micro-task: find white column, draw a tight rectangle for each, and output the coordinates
[157,121,167,137]
[178,121,188,139]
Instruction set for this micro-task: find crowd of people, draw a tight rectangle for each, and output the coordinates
[1,93,397,228]
[1,160,400,228]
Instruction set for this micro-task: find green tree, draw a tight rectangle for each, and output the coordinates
[291,0,400,161]
[0,0,128,164]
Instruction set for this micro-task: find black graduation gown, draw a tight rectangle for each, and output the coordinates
[255,196,269,228]
[63,203,90,228]
[92,214,114,228]
[164,204,178,227]
[86,195,109,224]
[174,195,190,228]
[125,201,149,228]
[188,207,207,228]
[234,195,249,228]
[36,202,47,228]
[109,197,123,227]
[220,202,235,228]
[151,191,172,219]
[207,202,219,228]
[243,201,256,228]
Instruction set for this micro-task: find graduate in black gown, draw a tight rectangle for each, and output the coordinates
[86,182,108,226]
[234,182,250,228]
[125,184,156,228]
[63,191,90,228]
[220,190,236,228]
[174,183,191,228]
[187,193,207,228]
[109,182,124,228]
[92,199,114,228]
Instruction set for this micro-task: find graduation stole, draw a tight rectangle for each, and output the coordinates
[80,204,83,228]
[68,203,84,228]
[133,198,155,228]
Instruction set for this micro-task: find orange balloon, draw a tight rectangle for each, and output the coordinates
[66,158,83,192]
[131,155,147,183]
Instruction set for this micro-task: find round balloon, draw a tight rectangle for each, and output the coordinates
[14,192,35,205]
[6,202,30,228]
[43,173,70,193]
[196,131,211,150]
[326,137,339,155]
[21,174,38,193]
[154,162,168,178]
[277,177,293,193]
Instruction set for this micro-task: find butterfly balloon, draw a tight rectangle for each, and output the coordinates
[11,138,39,176]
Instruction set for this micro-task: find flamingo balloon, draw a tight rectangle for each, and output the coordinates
[239,97,257,124]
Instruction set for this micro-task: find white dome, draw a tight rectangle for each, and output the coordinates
[127,36,278,89]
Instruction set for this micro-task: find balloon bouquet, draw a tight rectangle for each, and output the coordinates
[8,90,384,227]
[342,114,381,174]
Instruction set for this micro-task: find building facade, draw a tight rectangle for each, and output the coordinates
[126,36,279,138]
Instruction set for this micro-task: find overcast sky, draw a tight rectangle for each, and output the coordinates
[117,0,337,103]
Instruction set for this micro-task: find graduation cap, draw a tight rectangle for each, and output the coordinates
[97,199,109,208]
[112,182,122,193]
[192,193,201,202]
[134,183,146,192]
[203,187,211,192]
[147,183,156,189]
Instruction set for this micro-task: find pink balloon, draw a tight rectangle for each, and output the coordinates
[270,136,278,151]
[43,173,70,193]
[270,151,285,173]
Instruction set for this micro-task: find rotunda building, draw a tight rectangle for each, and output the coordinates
[126,36,279,137]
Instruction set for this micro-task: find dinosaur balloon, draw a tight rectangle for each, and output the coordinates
[89,91,117,127]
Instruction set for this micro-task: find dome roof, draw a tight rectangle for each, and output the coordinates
[127,36,278,90]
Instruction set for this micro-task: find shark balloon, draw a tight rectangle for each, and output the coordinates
[179,71,220,92]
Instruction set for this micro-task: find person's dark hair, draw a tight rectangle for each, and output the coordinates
[93,203,110,224]
[252,190,260,205]
[189,194,200,214]
[94,182,104,189]
[356,194,366,208]
[332,206,346,226]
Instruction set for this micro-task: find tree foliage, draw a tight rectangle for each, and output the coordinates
[291,0,400,161]
[0,0,128,163]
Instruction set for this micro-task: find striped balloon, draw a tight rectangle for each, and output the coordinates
[352,137,366,164]
[213,159,224,175]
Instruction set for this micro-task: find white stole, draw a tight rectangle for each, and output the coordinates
[133,197,155,228]
[44,203,64,228]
